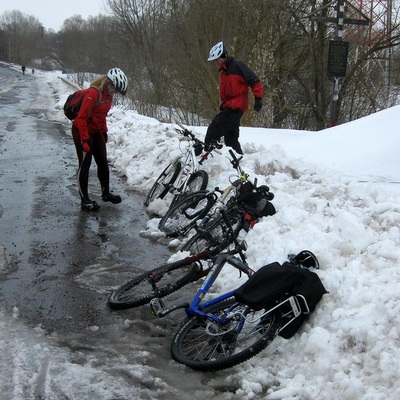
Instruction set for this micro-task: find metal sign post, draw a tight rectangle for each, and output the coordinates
[329,0,346,127]
[306,0,369,127]
[327,37,349,126]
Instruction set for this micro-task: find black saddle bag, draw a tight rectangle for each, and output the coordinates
[234,261,327,338]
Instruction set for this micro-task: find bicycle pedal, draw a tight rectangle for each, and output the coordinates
[150,298,166,317]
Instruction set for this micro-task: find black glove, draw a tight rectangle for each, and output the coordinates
[204,140,222,153]
[254,98,262,112]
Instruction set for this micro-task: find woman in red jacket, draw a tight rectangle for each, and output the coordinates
[205,42,263,155]
[72,68,128,211]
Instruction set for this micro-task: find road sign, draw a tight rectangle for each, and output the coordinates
[327,40,349,77]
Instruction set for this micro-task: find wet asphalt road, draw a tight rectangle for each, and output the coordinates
[0,65,243,400]
[0,64,172,333]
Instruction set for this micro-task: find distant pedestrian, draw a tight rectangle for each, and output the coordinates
[21,65,26,75]
[71,67,128,211]
[32,69,35,74]
[205,41,263,155]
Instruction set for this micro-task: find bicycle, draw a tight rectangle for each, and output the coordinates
[150,249,323,372]
[158,149,248,237]
[108,206,245,310]
[179,165,276,254]
[179,196,248,254]
[158,149,275,243]
[144,124,221,208]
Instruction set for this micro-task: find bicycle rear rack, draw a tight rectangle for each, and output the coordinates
[251,294,310,333]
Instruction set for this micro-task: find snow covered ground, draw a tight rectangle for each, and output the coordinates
[4,65,400,399]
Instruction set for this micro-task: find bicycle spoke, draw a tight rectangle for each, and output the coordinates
[172,301,280,370]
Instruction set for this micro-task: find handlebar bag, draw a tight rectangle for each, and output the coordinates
[237,181,276,217]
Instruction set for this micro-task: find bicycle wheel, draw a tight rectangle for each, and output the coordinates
[108,259,201,310]
[172,170,209,205]
[144,161,182,206]
[171,298,281,371]
[181,210,243,254]
[158,191,216,238]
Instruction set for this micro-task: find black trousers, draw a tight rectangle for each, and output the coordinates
[72,126,110,200]
[204,108,244,154]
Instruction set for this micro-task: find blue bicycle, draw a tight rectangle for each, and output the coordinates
[150,213,324,371]
[109,205,324,371]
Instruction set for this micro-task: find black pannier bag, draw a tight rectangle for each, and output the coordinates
[234,261,327,339]
[237,181,276,217]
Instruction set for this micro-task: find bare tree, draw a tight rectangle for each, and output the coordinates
[0,10,44,66]
[56,14,116,74]
[3,2,400,131]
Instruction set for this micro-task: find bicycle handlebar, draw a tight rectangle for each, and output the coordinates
[228,149,244,171]
[176,124,196,140]
[199,143,222,164]
[175,124,222,157]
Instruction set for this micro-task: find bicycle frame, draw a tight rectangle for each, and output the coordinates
[150,250,254,319]
[185,253,254,321]
[168,126,219,198]
[208,149,252,210]
[202,178,243,220]
[171,139,201,195]
[195,151,250,223]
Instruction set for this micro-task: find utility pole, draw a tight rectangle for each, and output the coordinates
[306,0,369,127]
[328,0,346,127]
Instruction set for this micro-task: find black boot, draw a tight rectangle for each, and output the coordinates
[102,190,122,204]
[81,198,100,211]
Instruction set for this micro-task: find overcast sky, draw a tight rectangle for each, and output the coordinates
[0,0,107,31]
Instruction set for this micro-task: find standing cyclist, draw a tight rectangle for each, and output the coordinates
[72,67,128,211]
[205,41,263,155]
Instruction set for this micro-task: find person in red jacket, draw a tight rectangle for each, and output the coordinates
[205,41,263,155]
[72,67,128,211]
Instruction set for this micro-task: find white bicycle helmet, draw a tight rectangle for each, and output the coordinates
[107,67,128,95]
[207,41,228,61]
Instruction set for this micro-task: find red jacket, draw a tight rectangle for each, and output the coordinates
[219,57,263,112]
[73,86,113,142]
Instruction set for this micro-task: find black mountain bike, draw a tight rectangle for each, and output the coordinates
[158,150,275,253]
[108,206,246,311]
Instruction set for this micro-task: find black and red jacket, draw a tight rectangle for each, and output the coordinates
[219,57,263,112]
[73,87,113,142]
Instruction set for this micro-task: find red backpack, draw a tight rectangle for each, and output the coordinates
[63,87,101,120]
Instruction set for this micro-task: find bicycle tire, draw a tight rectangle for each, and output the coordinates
[181,209,243,254]
[172,170,209,205]
[144,161,182,206]
[158,191,216,238]
[108,259,200,310]
[171,298,282,371]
